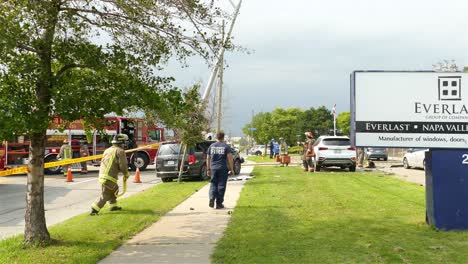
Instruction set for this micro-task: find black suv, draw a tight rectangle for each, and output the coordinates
[155,141,244,182]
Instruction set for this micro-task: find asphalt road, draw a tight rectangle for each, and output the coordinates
[0,165,161,240]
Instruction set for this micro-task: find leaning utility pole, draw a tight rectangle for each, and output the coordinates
[216,21,225,132]
[202,0,242,102]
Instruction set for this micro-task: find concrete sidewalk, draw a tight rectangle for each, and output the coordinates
[100,166,253,264]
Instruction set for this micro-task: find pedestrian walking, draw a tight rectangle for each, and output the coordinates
[58,139,72,177]
[90,134,130,215]
[304,132,315,172]
[206,131,235,209]
[79,140,89,174]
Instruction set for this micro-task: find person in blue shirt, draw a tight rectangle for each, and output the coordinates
[273,142,279,157]
[269,138,275,159]
[206,131,235,209]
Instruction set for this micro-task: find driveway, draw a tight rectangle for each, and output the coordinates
[369,159,425,186]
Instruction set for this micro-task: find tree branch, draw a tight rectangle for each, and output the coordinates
[55,63,89,77]
[16,42,38,53]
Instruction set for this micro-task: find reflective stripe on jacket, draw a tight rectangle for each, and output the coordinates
[98,146,129,185]
[59,145,72,159]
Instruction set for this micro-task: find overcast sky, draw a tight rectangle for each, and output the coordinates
[162,0,468,136]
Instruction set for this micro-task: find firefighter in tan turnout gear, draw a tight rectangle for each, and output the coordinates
[90,134,130,215]
[58,139,72,177]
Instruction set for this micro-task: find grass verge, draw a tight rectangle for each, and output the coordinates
[246,154,300,163]
[0,181,206,264]
[246,155,276,163]
[212,167,468,263]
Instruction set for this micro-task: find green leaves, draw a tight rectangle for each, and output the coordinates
[0,1,225,140]
[243,106,336,145]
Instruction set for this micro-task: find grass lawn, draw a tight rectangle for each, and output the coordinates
[0,181,206,264]
[212,167,468,263]
[246,155,276,163]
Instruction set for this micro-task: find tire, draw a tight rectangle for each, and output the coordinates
[384,157,388,161]
[234,159,241,175]
[44,155,61,175]
[255,151,262,156]
[349,165,356,172]
[161,177,173,183]
[130,152,149,171]
[199,165,209,181]
[403,158,410,169]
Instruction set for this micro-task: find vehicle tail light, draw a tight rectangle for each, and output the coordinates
[51,148,57,153]
[318,147,328,150]
[188,154,196,165]
[348,147,356,151]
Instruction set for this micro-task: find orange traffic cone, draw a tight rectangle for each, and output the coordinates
[66,167,74,182]
[133,167,142,183]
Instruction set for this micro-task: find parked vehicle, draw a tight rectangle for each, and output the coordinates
[403,148,428,170]
[366,148,388,161]
[313,136,357,172]
[155,141,244,182]
[249,144,267,156]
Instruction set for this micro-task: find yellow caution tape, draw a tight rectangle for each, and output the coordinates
[0,143,160,177]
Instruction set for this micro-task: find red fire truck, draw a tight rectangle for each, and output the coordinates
[0,116,164,174]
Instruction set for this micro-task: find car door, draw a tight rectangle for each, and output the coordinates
[406,149,417,166]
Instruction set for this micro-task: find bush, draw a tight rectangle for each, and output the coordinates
[288,146,303,154]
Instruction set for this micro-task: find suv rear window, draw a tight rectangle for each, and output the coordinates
[158,144,182,155]
[322,138,351,146]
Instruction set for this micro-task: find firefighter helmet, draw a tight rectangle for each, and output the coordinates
[111,134,128,144]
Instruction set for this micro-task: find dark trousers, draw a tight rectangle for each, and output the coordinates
[269,149,274,158]
[209,168,229,206]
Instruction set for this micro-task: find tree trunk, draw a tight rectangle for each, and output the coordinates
[24,131,50,244]
[23,1,60,244]
[178,144,188,182]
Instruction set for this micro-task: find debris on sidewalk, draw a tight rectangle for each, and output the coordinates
[229,175,255,181]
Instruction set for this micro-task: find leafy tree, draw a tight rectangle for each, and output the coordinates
[297,106,333,138]
[337,111,351,136]
[242,112,273,146]
[0,1,224,244]
[270,108,303,145]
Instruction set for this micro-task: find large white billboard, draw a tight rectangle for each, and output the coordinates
[351,71,468,148]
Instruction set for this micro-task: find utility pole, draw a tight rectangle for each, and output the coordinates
[202,0,242,102]
[216,21,225,133]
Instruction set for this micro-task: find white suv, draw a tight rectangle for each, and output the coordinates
[313,136,357,172]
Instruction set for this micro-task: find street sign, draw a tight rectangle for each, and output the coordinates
[351,71,468,148]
